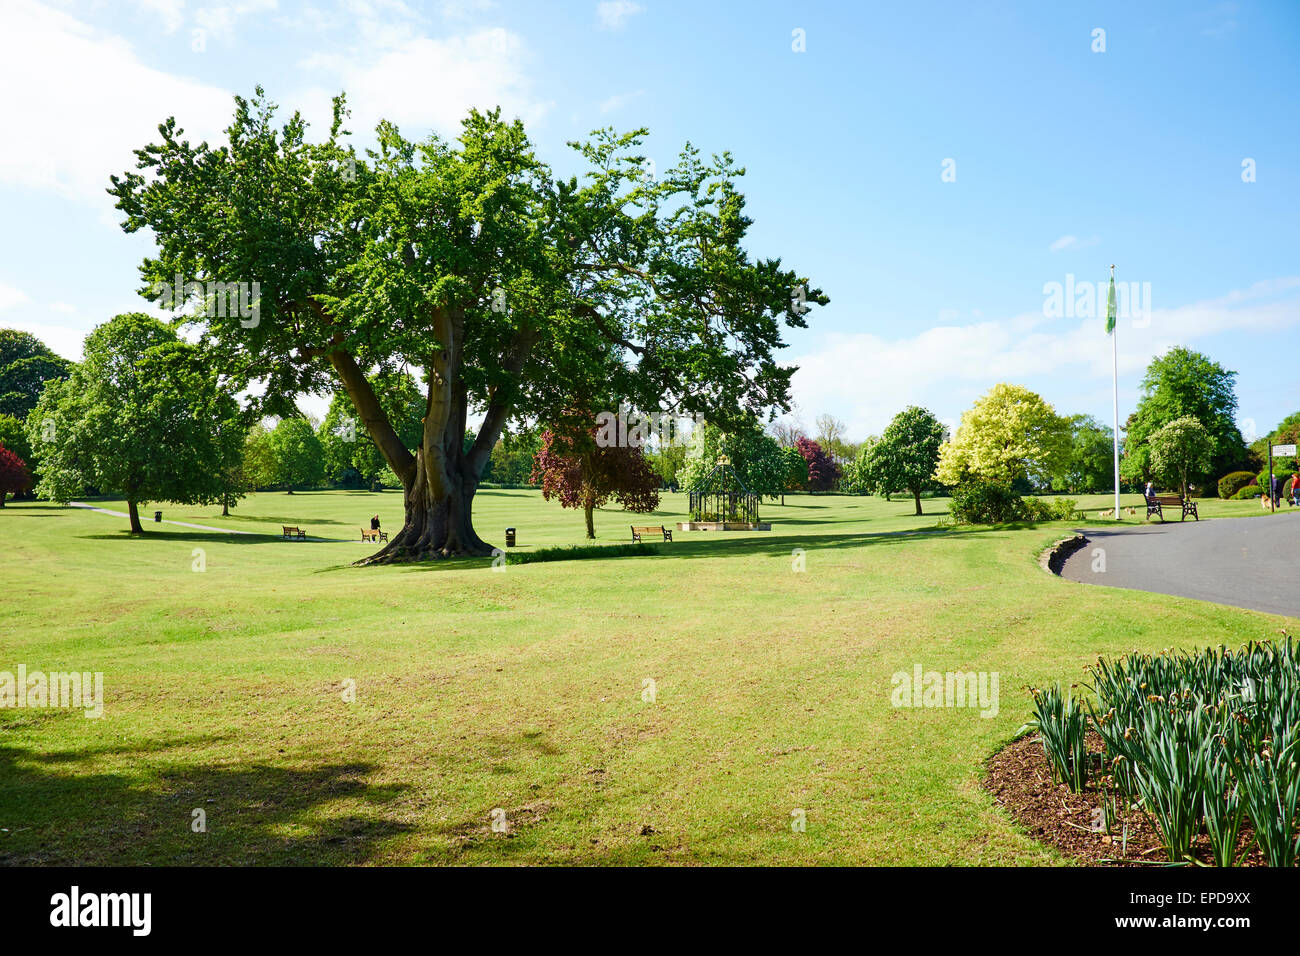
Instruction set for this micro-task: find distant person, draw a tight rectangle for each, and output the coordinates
[1271,475,1280,509]
[1144,481,1154,500]
[371,514,381,531]
[1290,481,1299,507]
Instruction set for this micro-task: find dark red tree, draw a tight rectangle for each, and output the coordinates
[532,425,661,538]
[0,443,32,507]
[796,437,841,492]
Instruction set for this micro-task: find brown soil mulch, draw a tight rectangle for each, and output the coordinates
[984,732,1266,866]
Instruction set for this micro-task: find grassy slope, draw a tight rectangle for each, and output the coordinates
[0,489,1292,865]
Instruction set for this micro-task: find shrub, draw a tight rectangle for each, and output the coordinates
[947,480,1024,524]
[1048,497,1079,520]
[1021,497,1052,522]
[1218,471,1256,499]
[1232,485,1261,500]
[1255,470,1295,494]
[503,543,658,565]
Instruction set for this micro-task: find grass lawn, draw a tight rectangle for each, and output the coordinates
[1,488,1294,865]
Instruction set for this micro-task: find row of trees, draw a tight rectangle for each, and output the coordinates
[0,321,1260,526]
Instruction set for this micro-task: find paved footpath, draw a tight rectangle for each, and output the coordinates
[1058,511,1300,617]
[70,502,258,535]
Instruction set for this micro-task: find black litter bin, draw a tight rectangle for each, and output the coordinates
[505,527,516,547]
[154,511,162,522]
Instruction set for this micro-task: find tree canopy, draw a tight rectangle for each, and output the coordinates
[110,89,825,560]
[27,313,243,532]
[795,437,840,492]
[1122,347,1247,487]
[531,423,660,538]
[0,329,72,419]
[935,383,1070,488]
[266,418,325,493]
[1052,414,1116,494]
[864,406,945,514]
[0,443,30,506]
[1148,415,1213,499]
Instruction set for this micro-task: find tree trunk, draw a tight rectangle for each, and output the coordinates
[913,489,923,516]
[222,496,230,517]
[584,499,596,539]
[127,498,144,534]
[328,307,533,564]
[359,445,492,563]
[0,493,6,507]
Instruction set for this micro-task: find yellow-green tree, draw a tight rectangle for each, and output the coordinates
[935,384,1071,487]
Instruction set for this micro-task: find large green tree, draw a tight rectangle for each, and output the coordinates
[266,417,325,493]
[1121,347,1247,489]
[1053,414,1116,494]
[110,90,824,561]
[0,329,72,419]
[1148,415,1214,499]
[935,384,1070,488]
[865,406,946,515]
[27,313,243,533]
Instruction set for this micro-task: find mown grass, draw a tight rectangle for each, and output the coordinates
[0,488,1292,865]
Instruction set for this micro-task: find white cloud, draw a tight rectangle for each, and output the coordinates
[0,1,233,205]
[599,89,643,114]
[194,0,278,41]
[789,278,1300,439]
[296,24,551,135]
[129,0,187,33]
[437,0,497,18]
[48,302,77,314]
[0,282,32,311]
[596,0,642,31]
[1049,234,1099,253]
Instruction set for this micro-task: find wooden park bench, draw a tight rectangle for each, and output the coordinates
[282,525,307,539]
[631,525,672,543]
[1145,494,1198,522]
[360,527,389,543]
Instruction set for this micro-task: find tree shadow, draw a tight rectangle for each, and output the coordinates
[217,514,351,527]
[0,738,412,866]
[74,531,363,545]
[389,523,1024,573]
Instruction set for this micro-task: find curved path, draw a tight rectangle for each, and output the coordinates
[1059,512,1300,616]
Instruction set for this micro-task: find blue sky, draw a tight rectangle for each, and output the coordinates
[1,0,1297,440]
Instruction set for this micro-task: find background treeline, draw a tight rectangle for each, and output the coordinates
[0,323,1281,509]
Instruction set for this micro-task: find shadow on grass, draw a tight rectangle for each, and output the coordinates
[0,741,412,866]
[215,513,352,527]
[384,522,1033,573]
[73,531,365,545]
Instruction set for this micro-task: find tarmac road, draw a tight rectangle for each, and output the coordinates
[1058,511,1300,617]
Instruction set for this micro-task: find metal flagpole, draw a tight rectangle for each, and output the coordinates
[1111,265,1121,520]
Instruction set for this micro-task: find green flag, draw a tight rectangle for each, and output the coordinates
[1105,273,1117,334]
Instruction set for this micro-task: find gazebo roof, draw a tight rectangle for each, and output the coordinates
[688,456,753,496]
